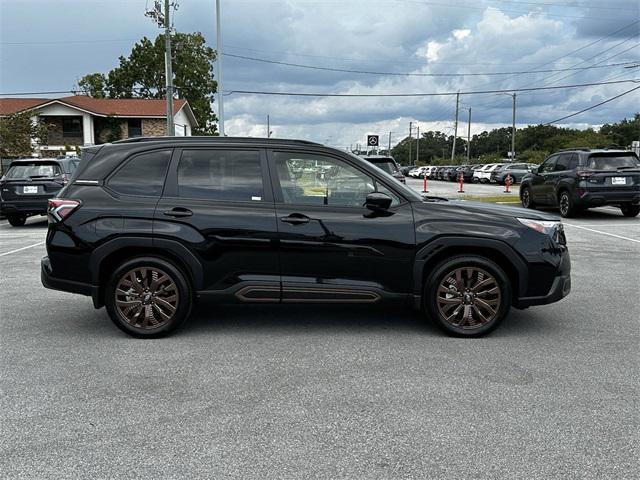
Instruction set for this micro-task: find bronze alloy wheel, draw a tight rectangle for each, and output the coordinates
[436,267,501,330]
[114,267,179,329]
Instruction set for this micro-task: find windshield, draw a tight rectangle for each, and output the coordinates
[587,155,640,170]
[6,163,61,179]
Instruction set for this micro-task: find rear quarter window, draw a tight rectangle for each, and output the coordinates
[107,149,172,197]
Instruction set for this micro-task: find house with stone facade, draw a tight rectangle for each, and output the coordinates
[0,95,197,156]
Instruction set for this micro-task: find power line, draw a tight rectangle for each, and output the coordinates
[225,78,639,98]
[222,53,636,77]
[544,85,640,125]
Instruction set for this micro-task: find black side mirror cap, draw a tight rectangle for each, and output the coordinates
[530,167,539,174]
[364,192,393,211]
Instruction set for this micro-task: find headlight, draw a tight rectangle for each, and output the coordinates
[517,218,562,235]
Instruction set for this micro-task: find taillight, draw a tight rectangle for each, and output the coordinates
[48,199,81,222]
[577,170,594,179]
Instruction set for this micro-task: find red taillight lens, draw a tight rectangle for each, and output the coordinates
[48,199,80,222]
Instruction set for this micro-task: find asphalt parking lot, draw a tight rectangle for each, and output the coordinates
[1,208,638,479]
[405,176,519,199]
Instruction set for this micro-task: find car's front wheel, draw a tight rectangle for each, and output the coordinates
[105,256,192,338]
[520,186,535,209]
[7,215,27,227]
[424,255,511,337]
[620,205,640,217]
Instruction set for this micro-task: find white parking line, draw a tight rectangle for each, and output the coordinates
[564,224,640,244]
[0,242,45,257]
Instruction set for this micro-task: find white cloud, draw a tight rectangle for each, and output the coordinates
[452,29,471,40]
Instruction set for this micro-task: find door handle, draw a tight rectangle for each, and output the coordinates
[163,207,193,218]
[280,213,310,225]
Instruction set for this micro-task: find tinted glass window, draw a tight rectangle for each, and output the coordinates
[555,154,571,171]
[108,149,171,197]
[369,160,398,174]
[567,154,578,170]
[540,156,557,173]
[6,163,61,179]
[177,149,263,201]
[587,155,640,170]
[274,152,397,207]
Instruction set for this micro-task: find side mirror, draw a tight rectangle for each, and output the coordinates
[364,192,392,211]
[530,167,539,174]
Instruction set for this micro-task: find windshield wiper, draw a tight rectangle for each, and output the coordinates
[616,166,640,170]
[27,175,50,179]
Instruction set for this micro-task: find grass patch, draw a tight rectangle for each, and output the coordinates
[459,195,521,204]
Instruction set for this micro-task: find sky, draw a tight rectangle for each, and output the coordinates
[1,0,639,149]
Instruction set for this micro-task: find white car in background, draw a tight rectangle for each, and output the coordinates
[474,163,504,183]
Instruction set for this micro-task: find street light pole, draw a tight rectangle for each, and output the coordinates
[466,107,471,163]
[511,93,516,161]
[451,92,460,162]
[416,125,420,164]
[408,121,412,164]
[215,0,225,136]
[267,114,270,138]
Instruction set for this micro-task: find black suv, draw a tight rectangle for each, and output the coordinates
[0,157,79,226]
[362,155,406,183]
[520,149,640,217]
[41,137,570,338]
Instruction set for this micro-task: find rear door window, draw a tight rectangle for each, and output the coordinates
[554,154,571,171]
[177,149,264,202]
[108,149,172,197]
[587,155,640,170]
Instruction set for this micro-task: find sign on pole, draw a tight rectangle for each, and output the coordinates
[367,135,379,148]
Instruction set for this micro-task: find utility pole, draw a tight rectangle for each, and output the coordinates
[466,107,471,163]
[215,0,225,135]
[164,0,174,136]
[146,1,176,136]
[267,114,270,138]
[511,93,516,161]
[416,125,420,164]
[388,131,392,153]
[451,92,460,163]
[408,122,412,165]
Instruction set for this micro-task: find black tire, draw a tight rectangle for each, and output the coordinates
[520,186,535,209]
[105,256,192,338]
[7,215,27,227]
[423,255,511,337]
[621,205,640,217]
[558,190,576,218]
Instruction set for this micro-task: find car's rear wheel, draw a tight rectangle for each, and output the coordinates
[105,256,192,338]
[620,205,640,217]
[7,215,27,227]
[520,186,535,209]
[424,256,511,337]
[558,191,576,218]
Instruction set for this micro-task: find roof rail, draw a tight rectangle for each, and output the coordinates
[111,136,323,146]
[556,147,592,152]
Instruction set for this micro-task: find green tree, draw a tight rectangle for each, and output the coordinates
[600,113,640,147]
[77,32,218,135]
[0,112,50,159]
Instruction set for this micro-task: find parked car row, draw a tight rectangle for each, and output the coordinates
[407,163,538,184]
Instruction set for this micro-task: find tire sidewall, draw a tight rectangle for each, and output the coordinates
[521,186,534,209]
[105,256,192,338]
[558,191,573,218]
[424,255,511,337]
[8,215,27,226]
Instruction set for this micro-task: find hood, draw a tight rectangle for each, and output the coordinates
[422,199,561,222]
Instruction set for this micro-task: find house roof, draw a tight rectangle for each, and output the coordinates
[0,96,195,125]
[0,98,49,115]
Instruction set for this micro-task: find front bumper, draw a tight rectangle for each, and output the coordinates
[515,274,571,308]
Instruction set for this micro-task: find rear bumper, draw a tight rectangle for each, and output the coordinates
[1,199,49,216]
[577,189,640,207]
[41,256,100,305]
